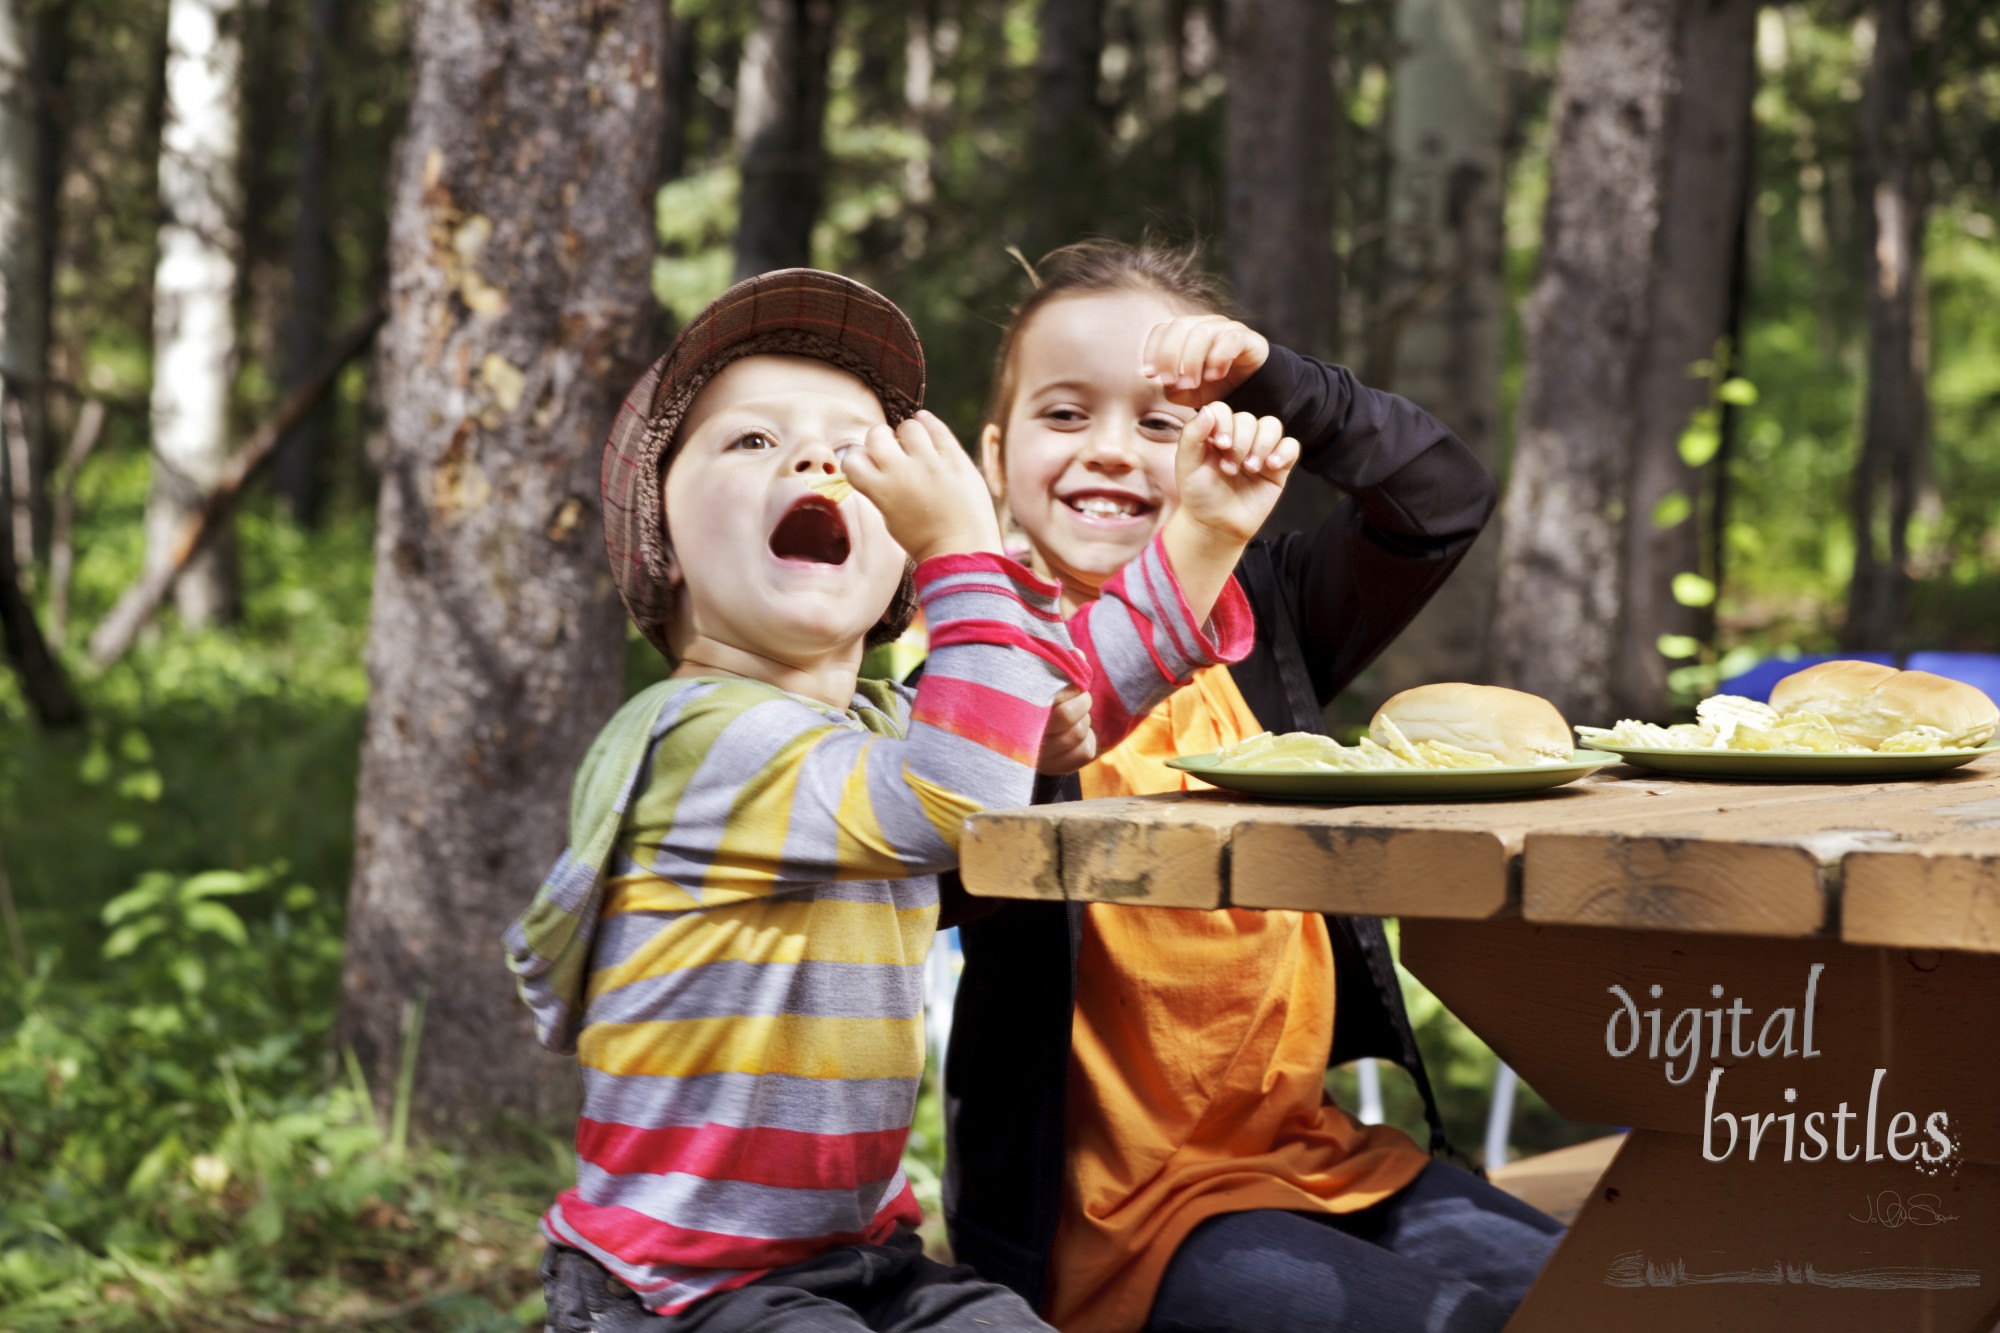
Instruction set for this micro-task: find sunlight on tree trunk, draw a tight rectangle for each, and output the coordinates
[1616,0,1757,718]
[1843,0,1930,652]
[1490,0,1683,724]
[339,0,667,1131]
[149,0,244,627]
[1365,0,1507,702]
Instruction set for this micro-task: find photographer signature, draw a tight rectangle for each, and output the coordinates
[1850,1191,1957,1228]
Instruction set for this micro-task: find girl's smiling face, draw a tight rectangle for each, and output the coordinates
[981,288,1199,604]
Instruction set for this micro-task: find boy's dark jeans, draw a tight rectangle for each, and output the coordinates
[541,1228,1053,1332]
[1142,1162,1565,1333]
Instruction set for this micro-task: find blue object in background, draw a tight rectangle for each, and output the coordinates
[1721,650,2000,704]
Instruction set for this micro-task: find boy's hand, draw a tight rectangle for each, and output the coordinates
[1037,687,1096,775]
[1173,402,1299,545]
[1141,315,1270,408]
[845,410,1005,564]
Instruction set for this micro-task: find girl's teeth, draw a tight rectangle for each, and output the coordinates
[1070,496,1140,518]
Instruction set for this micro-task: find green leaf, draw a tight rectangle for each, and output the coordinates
[119,730,155,764]
[181,869,267,901]
[170,955,207,997]
[1678,420,1722,468]
[1671,572,1718,607]
[1717,645,1762,679]
[103,872,177,925]
[116,770,163,802]
[1717,377,1759,406]
[184,900,249,948]
[1651,492,1692,530]
[109,821,143,848]
[103,918,167,960]
[1656,634,1701,660]
[79,745,112,785]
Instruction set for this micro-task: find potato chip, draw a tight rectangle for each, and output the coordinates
[809,473,854,504]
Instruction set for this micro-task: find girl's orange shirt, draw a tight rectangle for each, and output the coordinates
[1045,665,1430,1333]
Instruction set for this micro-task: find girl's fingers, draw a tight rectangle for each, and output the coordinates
[1202,325,1247,384]
[1265,435,1301,479]
[1241,415,1284,473]
[1150,319,1200,389]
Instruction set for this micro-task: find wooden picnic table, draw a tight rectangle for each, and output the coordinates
[961,758,2000,1332]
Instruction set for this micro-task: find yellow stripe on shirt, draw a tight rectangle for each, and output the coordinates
[581,1012,928,1081]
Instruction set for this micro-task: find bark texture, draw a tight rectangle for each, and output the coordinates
[1224,0,1338,540]
[1489,0,1684,723]
[1843,0,1930,651]
[733,0,834,281]
[1365,0,1507,701]
[338,0,667,1130]
[148,0,245,627]
[1615,0,1757,717]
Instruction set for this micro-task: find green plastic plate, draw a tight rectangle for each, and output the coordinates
[1577,740,2000,780]
[1162,750,1615,802]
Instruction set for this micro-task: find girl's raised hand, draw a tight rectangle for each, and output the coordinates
[1141,314,1271,408]
[1174,403,1299,544]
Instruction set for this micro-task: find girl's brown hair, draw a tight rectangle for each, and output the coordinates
[981,238,1235,438]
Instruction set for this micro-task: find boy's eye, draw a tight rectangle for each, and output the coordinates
[728,430,777,451]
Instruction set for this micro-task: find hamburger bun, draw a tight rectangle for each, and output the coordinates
[1371,683,1573,766]
[1769,660,1999,748]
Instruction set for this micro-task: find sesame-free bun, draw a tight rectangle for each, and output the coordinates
[1371,683,1573,766]
[1769,660,1999,748]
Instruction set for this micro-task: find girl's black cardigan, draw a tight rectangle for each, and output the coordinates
[937,344,1500,1311]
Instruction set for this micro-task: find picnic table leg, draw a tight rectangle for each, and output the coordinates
[1399,917,2000,1333]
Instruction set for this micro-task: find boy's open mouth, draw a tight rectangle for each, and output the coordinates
[769,496,851,565]
[1060,489,1155,521]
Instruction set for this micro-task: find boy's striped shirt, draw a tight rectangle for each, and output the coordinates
[505,553,1086,1314]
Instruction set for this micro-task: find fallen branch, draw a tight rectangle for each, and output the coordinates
[88,300,386,669]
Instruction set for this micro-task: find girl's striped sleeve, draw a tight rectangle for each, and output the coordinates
[1069,531,1255,748]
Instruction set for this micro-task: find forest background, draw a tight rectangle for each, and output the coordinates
[1,0,1996,1327]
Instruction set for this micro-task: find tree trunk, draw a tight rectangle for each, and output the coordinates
[1027,0,1104,256]
[1489,0,1684,725]
[1843,0,1929,651]
[0,404,80,728]
[733,0,835,281]
[338,0,666,1132]
[1224,0,1338,540]
[0,0,49,570]
[274,0,339,526]
[1614,0,1757,719]
[1362,0,1507,703]
[28,2,66,561]
[148,0,245,628]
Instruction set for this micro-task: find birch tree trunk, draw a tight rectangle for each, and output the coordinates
[1028,0,1104,256]
[1364,0,1507,700]
[1843,0,1929,651]
[148,0,245,627]
[337,0,666,1130]
[1224,0,1338,540]
[733,0,835,281]
[1489,0,1684,724]
[1615,0,1756,718]
[0,0,47,570]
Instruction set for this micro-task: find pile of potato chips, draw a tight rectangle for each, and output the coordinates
[1576,694,1976,754]
[1209,718,1516,772]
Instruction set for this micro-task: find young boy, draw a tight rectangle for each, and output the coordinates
[503,269,1092,1331]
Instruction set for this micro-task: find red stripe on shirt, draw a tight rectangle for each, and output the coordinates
[910,674,1047,765]
[552,1188,919,1271]
[575,1118,910,1192]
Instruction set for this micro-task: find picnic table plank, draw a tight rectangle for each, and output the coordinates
[1844,826,2000,953]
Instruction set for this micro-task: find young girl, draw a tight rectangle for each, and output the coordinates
[942,242,1564,1333]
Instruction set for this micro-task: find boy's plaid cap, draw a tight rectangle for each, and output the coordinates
[602,268,927,659]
